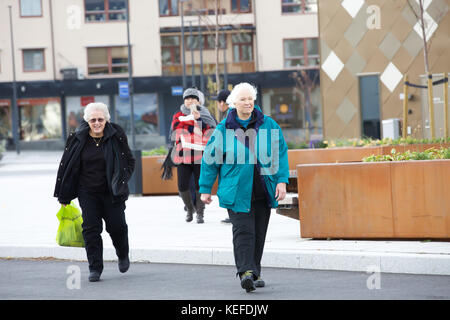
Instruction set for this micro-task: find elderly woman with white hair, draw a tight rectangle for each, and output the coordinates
[199,82,289,293]
[54,102,135,282]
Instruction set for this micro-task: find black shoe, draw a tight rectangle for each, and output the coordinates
[221,218,231,224]
[240,271,256,293]
[255,276,265,288]
[89,271,101,282]
[197,214,204,224]
[118,256,130,273]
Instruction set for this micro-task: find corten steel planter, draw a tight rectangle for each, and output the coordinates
[142,156,179,195]
[296,160,450,239]
[142,156,218,195]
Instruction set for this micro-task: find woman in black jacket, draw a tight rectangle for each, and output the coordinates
[54,102,135,282]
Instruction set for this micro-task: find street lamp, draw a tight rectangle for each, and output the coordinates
[8,5,20,155]
[125,0,135,150]
[180,0,189,89]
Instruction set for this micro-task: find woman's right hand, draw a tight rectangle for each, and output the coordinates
[201,193,212,204]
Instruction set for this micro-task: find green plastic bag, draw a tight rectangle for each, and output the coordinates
[56,202,85,247]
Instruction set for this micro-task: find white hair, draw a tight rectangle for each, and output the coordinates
[226,82,257,108]
[83,102,111,122]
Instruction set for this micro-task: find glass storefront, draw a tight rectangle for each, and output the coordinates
[66,95,109,133]
[114,93,158,135]
[262,84,322,142]
[18,98,62,141]
[0,100,12,141]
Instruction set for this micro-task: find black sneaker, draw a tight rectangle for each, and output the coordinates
[255,276,265,288]
[89,271,101,282]
[118,256,130,273]
[221,218,231,224]
[240,271,256,293]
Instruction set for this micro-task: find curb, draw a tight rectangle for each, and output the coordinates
[1,245,450,276]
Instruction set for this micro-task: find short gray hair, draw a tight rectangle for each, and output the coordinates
[83,102,111,122]
[226,82,258,108]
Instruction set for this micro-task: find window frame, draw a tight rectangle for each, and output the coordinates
[185,34,227,51]
[283,38,319,70]
[22,49,46,72]
[231,0,252,14]
[231,32,253,63]
[84,0,128,23]
[161,36,181,66]
[281,0,317,14]
[159,0,179,17]
[87,46,129,76]
[19,0,43,18]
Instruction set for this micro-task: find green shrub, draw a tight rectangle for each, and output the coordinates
[142,146,168,156]
[362,147,450,162]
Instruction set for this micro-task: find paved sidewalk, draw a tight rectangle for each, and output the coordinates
[1,150,450,276]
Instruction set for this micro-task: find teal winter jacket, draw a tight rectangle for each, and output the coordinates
[199,106,289,213]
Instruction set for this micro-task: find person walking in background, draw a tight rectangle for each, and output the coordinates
[199,82,289,293]
[215,89,231,122]
[170,88,216,224]
[54,102,135,282]
[214,89,232,224]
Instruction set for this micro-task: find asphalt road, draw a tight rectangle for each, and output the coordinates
[1,258,450,301]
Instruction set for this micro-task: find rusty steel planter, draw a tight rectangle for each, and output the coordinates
[296,160,450,239]
[142,156,218,195]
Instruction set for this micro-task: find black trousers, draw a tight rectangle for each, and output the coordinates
[177,163,201,192]
[227,199,271,278]
[78,188,129,273]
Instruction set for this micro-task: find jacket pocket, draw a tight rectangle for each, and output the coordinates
[217,176,239,205]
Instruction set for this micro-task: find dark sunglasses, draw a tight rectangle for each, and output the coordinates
[88,118,105,124]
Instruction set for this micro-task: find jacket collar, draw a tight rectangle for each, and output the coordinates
[75,120,116,141]
[225,105,264,131]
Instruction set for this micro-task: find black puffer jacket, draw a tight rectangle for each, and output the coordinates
[54,121,135,204]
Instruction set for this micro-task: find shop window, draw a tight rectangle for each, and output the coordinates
[20,0,42,17]
[85,0,127,22]
[115,93,158,135]
[17,98,62,141]
[66,95,109,134]
[159,0,179,16]
[281,0,317,14]
[284,38,319,69]
[231,0,251,13]
[0,100,12,141]
[87,46,128,75]
[161,36,181,65]
[232,33,253,62]
[23,49,45,72]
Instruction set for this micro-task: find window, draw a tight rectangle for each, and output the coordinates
[186,34,226,50]
[23,49,45,72]
[87,46,128,75]
[161,36,181,65]
[20,0,42,17]
[115,93,158,135]
[85,0,127,22]
[281,0,317,14]
[159,0,179,16]
[18,98,62,141]
[231,0,251,13]
[232,33,253,62]
[284,38,319,68]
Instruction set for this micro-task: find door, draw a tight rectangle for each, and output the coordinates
[359,75,381,139]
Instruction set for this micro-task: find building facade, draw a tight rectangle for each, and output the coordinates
[318,0,449,140]
[0,0,321,150]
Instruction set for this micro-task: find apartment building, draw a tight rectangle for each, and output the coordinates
[0,0,320,150]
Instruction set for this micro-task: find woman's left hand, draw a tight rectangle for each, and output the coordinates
[275,183,286,201]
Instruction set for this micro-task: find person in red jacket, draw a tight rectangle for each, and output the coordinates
[170,88,216,223]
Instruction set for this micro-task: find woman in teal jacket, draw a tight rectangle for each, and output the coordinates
[199,82,289,293]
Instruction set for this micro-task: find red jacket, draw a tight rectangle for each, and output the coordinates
[171,111,214,164]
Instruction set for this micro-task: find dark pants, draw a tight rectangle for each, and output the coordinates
[78,188,129,273]
[228,199,271,278]
[177,164,200,192]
